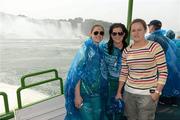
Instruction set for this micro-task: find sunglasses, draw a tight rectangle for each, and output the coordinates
[111,32,124,36]
[93,31,104,36]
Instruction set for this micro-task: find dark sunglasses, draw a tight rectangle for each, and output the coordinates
[111,32,124,36]
[93,31,104,36]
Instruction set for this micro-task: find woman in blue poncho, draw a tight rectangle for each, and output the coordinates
[100,23,128,120]
[64,24,105,120]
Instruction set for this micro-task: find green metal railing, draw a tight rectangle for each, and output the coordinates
[0,92,14,119]
[16,69,64,109]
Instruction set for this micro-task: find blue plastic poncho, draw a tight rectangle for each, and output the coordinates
[100,41,124,118]
[147,30,180,97]
[64,38,103,120]
[100,41,122,95]
[147,29,169,52]
[173,39,180,47]
[174,39,180,62]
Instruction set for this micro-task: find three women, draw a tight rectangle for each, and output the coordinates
[65,19,168,120]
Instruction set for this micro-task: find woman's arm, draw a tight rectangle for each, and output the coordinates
[74,80,83,108]
[151,44,168,101]
[116,50,128,99]
[116,81,125,99]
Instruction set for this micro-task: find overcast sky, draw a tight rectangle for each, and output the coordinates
[0,0,180,31]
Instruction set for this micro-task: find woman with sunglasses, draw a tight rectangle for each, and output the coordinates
[64,24,105,120]
[116,19,168,120]
[100,23,128,120]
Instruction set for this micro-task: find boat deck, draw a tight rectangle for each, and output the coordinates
[155,97,180,120]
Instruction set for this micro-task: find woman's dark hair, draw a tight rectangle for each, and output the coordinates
[108,23,128,54]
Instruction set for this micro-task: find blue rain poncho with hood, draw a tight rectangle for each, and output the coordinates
[146,29,169,52]
[100,41,123,98]
[166,31,180,64]
[100,41,125,119]
[147,29,180,97]
[64,38,103,120]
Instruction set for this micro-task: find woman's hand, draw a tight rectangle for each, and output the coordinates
[115,81,125,100]
[150,93,160,102]
[115,92,123,100]
[74,95,83,109]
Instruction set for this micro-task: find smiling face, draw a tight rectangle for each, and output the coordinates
[130,22,147,42]
[111,27,125,45]
[90,26,104,43]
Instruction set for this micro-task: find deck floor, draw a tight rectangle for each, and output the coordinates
[155,97,180,120]
[11,97,180,120]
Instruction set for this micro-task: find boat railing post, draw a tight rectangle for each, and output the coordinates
[0,92,14,119]
[126,0,134,45]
